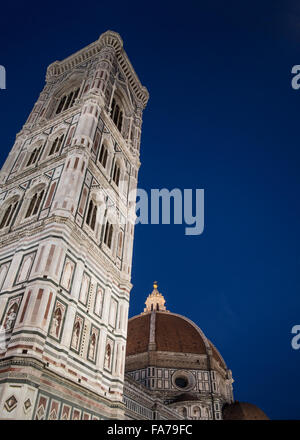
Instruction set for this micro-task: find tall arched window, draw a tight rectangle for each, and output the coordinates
[56,88,80,115]
[48,134,64,156]
[104,221,113,249]
[112,162,120,186]
[99,143,108,168]
[0,200,19,229]
[86,199,97,231]
[26,147,41,167]
[111,98,123,132]
[25,189,44,218]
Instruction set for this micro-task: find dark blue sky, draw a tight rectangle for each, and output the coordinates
[1,0,300,420]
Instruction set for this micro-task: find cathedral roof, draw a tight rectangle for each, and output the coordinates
[126,311,208,356]
[126,283,227,371]
[222,401,269,420]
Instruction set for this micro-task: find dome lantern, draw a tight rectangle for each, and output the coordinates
[142,282,168,313]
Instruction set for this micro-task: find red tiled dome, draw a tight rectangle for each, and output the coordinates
[223,401,269,420]
[126,311,226,371]
[126,312,206,356]
[126,312,151,356]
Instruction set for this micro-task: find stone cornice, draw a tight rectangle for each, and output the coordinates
[46,31,149,109]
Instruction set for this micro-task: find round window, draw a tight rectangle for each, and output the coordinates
[172,370,196,391]
[175,377,188,388]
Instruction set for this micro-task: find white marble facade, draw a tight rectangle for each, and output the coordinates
[0,30,148,420]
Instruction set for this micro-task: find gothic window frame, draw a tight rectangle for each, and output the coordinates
[85,198,98,232]
[55,86,80,116]
[84,191,105,239]
[98,142,108,169]
[92,129,101,157]
[112,161,121,187]
[111,154,126,192]
[0,260,11,291]
[0,195,21,232]
[111,97,123,134]
[40,126,68,162]
[103,220,114,251]
[24,140,45,169]
[47,133,65,157]
[78,186,88,217]
[97,135,114,176]
[102,204,119,257]
[14,251,36,286]
[21,184,46,222]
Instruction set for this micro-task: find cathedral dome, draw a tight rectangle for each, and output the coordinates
[222,401,269,420]
[125,283,234,420]
[126,312,208,356]
[126,283,227,372]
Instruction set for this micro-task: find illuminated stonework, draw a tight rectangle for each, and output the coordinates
[143,282,168,313]
[126,287,234,420]
[0,31,148,420]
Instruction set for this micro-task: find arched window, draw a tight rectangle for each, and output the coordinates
[25,189,44,218]
[104,221,114,249]
[26,147,41,167]
[193,406,201,418]
[99,143,108,168]
[112,162,120,186]
[86,199,97,231]
[111,98,123,132]
[48,134,64,156]
[56,88,80,115]
[181,407,188,419]
[0,200,19,229]
[92,131,101,155]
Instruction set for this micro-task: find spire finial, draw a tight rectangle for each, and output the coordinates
[153,281,158,289]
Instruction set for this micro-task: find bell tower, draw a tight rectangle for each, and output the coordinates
[0,31,148,420]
